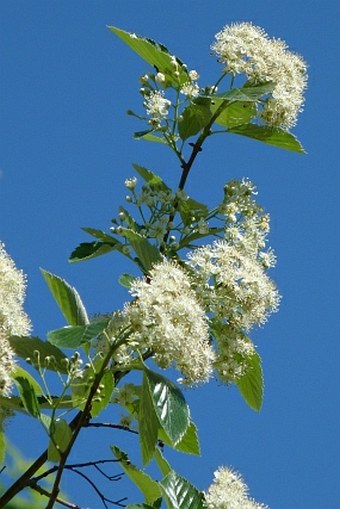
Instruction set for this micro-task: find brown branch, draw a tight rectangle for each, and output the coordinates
[29,480,80,509]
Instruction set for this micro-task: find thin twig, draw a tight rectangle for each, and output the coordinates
[30,480,81,509]
[71,468,127,509]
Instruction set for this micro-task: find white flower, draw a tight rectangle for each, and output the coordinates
[125,177,137,190]
[205,467,269,509]
[180,81,200,98]
[211,22,307,128]
[187,240,280,330]
[0,242,31,398]
[144,90,172,123]
[124,259,215,385]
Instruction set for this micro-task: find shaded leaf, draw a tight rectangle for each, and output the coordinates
[69,239,124,263]
[11,367,43,396]
[8,336,68,373]
[178,101,212,140]
[213,81,275,102]
[228,124,305,153]
[178,197,209,226]
[236,352,264,411]
[0,430,6,464]
[108,26,188,86]
[81,227,118,243]
[91,370,114,417]
[40,270,89,326]
[48,418,72,462]
[47,317,110,349]
[212,100,257,128]
[112,446,161,503]
[160,471,205,509]
[134,132,167,144]
[13,376,40,418]
[144,368,190,447]
[139,372,160,465]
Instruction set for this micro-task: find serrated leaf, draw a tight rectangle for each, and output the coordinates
[8,336,68,373]
[48,418,72,462]
[40,269,89,326]
[132,164,170,192]
[236,352,264,411]
[160,471,205,509]
[91,370,114,417]
[108,26,188,86]
[228,124,305,153]
[178,101,212,140]
[158,420,200,455]
[212,100,257,128]
[112,446,161,503]
[47,317,110,349]
[144,368,190,447]
[121,229,162,272]
[13,376,40,418]
[139,372,160,465]
[69,240,124,263]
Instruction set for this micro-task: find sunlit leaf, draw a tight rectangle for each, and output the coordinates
[119,273,136,288]
[228,124,305,153]
[40,270,89,326]
[132,164,170,192]
[236,352,264,411]
[160,471,205,509]
[91,370,114,417]
[154,448,172,477]
[212,100,257,128]
[144,368,190,447]
[108,26,188,86]
[47,317,110,349]
[121,229,162,272]
[112,446,161,503]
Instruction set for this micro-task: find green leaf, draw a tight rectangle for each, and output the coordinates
[91,370,114,417]
[213,81,275,102]
[134,132,167,144]
[171,421,200,455]
[212,100,257,128]
[11,367,43,396]
[47,317,110,349]
[13,376,40,418]
[160,471,205,509]
[119,273,136,288]
[236,352,264,411]
[119,206,139,231]
[121,229,162,272]
[228,124,305,153]
[40,269,89,326]
[178,100,212,140]
[178,196,209,226]
[69,239,124,263]
[8,336,68,373]
[154,448,172,477]
[108,26,188,86]
[139,372,160,465]
[0,430,6,464]
[126,505,157,509]
[81,227,118,243]
[112,446,161,503]
[132,164,170,192]
[144,368,190,447]
[47,418,72,462]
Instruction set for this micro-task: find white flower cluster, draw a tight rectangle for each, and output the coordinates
[211,22,308,128]
[205,467,269,509]
[187,239,280,331]
[180,69,200,98]
[122,259,215,385]
[0,242,31,399]
[143,90,171,126]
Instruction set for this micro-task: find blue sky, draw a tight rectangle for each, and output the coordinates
[1,1,339,508]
